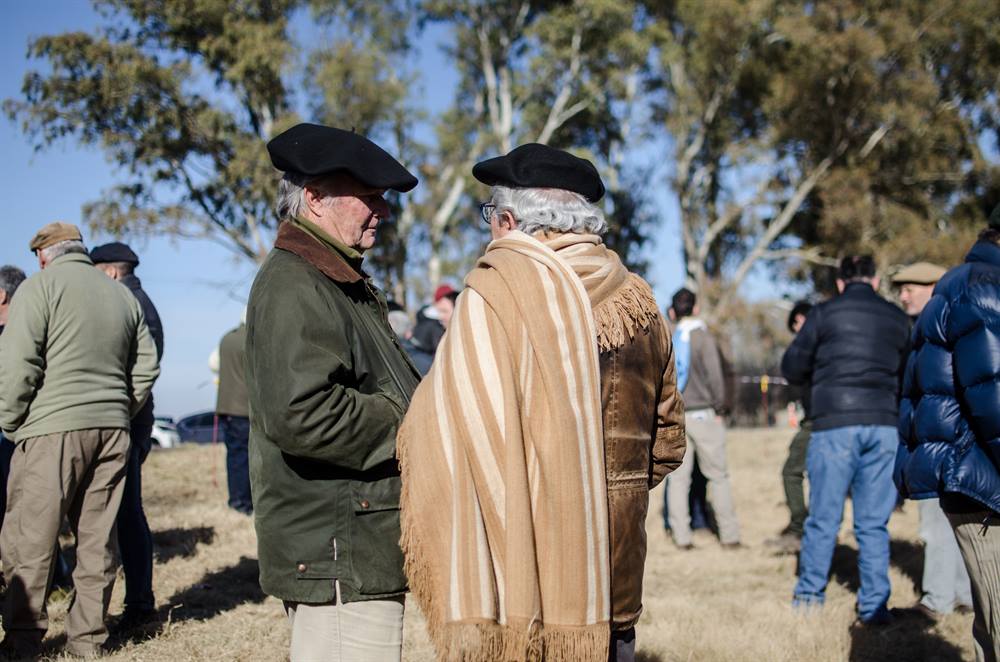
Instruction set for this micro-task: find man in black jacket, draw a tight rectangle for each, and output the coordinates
[783,256,910,625]
[92,242,164,629]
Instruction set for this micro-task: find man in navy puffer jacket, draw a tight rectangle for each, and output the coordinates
[897,208,1000,661]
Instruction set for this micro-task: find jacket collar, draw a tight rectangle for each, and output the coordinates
[119,273,142,292]
[50,252,93,268]
[274,221,364,284]
[966,240,1000,267]
[843,281,875,295]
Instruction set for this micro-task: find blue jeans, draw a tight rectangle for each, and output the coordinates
[793,425,898,621]
[117,423,154,611]
[220,416,252,514]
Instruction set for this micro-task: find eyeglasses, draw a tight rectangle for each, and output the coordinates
[479,202,496,225]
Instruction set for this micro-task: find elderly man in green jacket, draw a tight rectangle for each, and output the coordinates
[246,123,420,662]
[0,223,159,658]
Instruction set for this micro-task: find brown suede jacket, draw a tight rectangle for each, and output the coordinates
[600,314,686,630]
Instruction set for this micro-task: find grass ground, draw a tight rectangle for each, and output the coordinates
[13,428,976,661]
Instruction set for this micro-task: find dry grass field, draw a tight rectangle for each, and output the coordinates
[11,428,977,661]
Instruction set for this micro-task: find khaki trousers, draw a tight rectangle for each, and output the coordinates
[949,511,1000,662]
[1,428,129,657]
[667,409,741,545]
[284,581,404,662]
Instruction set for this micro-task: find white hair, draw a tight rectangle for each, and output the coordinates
[490,185,607,235]
[276,172,314,221]
[40,240,88,261]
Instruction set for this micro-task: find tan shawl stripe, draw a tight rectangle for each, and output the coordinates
[400,230,610,661]
[522,245,610,621]
[526,258,602,621]
[504,241,608,627]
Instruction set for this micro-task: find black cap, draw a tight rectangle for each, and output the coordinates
[266,123,418,192]
[91,242,139,266]
[472,143,605,202]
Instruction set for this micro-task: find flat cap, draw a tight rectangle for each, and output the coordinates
[892,262,947,286]
[91,242,139,266]
[29,222,82,253]
[266,123,418,192]
[472,143,605,203]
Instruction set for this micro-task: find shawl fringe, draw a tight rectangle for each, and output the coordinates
[592,273,660,353]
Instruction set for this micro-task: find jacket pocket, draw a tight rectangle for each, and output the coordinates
[348,478,407,595]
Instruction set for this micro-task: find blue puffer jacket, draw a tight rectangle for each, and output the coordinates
[895,239,1000,514]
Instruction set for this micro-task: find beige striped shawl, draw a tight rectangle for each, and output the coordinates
[399,230,611,661]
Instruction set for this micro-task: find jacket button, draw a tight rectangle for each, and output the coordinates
[297,563,307,573]
[360,500,370,509]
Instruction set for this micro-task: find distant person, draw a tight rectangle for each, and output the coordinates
[0,223,159,658]
[897,208,1000,659]
[387,302,434,376]
[891,261,971,620]
[767,300,814,553]
[784,255,910,625]
[215,312,252,515]
[0,266,27,535]
[665,288,741,549]
[246,123,420,661]
[398,143,685,661]
[411,302,445,352]
[432,285,459,329]
[91,241,164,630]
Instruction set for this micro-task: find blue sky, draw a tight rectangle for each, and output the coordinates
[1,2,687,418]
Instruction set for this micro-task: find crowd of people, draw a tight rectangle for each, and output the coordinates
[0,119,998,662]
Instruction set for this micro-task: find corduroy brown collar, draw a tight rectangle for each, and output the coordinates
[274,221,364,284]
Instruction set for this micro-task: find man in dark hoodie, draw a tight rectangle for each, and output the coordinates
[91,242,164,630]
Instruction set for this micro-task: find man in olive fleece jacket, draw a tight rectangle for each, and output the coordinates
[0,224,159,658]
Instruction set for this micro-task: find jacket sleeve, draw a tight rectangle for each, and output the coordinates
[782,306,821,386]
[128,304,160,417]
[651,318,686,487]
[247,280,405,471]
[0,278,47,434]
[700,331,727,412]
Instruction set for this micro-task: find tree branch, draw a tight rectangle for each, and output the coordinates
[536,27,584,145]
[759,247,839,267]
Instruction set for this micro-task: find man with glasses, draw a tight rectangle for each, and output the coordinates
[400,143,686,662]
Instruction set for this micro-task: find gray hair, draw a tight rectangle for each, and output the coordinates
[387,310,412,338]
[40,240,88,262]
[277,172,336,221]
[490,185,607,236]
[0,265,26,298]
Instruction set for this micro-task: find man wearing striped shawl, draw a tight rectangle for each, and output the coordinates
[399,144,686,662]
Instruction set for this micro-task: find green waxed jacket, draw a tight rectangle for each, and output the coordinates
[245,220,420,604]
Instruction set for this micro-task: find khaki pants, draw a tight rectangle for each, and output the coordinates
[284,581,404,662]
[667,409,741,545]
[949,511,1000,662]
[1,428,129,657]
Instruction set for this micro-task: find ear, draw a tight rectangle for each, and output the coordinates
[502,210,518,232]
[871,276,881,290]
[303,182,329,217]
[835,278,845,294]
[0,289,7,305]
[668,308,676,322]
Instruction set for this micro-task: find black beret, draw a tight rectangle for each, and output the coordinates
[91,241,139,266]
[267,123,418,192]
[472,143,605,202]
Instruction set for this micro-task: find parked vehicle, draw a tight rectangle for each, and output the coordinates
[175,411,218,444]
[151,416,180,449]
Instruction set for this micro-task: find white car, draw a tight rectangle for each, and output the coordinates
[151,417,181,449]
